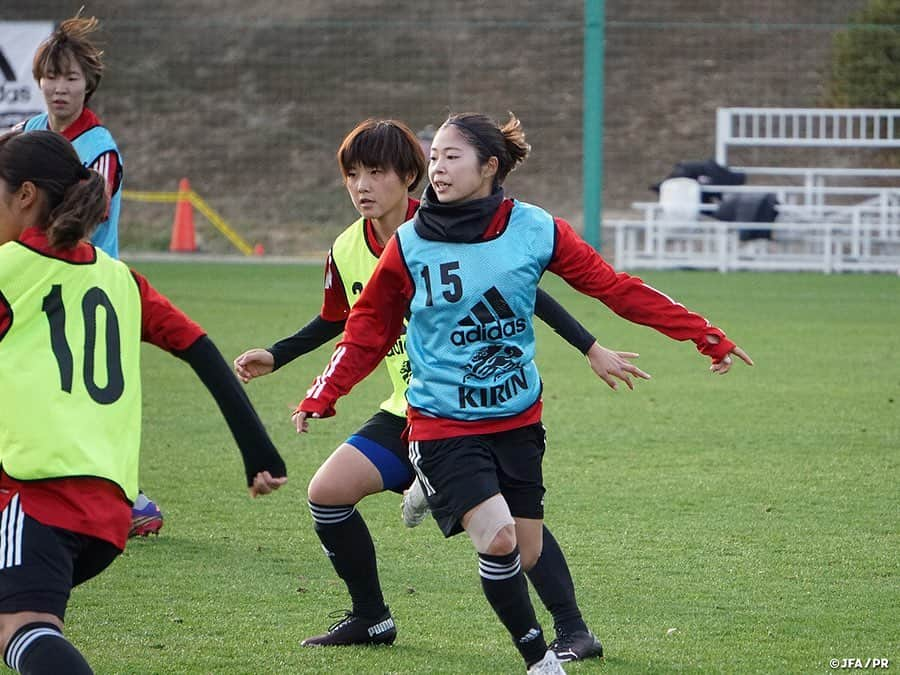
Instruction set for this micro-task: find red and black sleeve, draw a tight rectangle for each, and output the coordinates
[133,270,286,484]
[320,250,351,321]
[89,151,121,219]
[132,270,206,352]
[548,218,735,362]
[299,236,413,418]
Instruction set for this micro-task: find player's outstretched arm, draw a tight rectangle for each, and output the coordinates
[548,218,753,371]
[234,317,346,384]
[175,336,288,497]
[533,290,650,390]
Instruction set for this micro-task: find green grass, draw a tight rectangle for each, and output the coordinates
[71,262,899,674]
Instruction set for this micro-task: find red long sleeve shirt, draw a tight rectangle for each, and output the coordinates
[300,199,734,440]
[0,227,204,550]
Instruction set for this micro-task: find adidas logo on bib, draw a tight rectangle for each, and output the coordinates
[451,286,526,346]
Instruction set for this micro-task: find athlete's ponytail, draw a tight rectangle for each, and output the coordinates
[497,113,530,177]
[46,168,107,249]
[443,111,531,188]
[0,130,108,249]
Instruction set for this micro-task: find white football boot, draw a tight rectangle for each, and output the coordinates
[527,649,567,674]
[400,478,429,527]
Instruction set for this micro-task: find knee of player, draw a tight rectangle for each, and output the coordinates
[466,495,518,554]
[306,474,341,505]
[519,542,543,572]
[484,523,518,556]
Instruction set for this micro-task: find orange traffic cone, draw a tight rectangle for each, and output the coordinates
[169,178,196,252]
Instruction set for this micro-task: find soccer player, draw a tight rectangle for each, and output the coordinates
[0,129,288,674]
[293,112,753,674]
[20,15,165,537]
[235,118,644,656]
[22,15,120,259]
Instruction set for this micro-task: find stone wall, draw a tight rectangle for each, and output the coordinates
[7,1,871,253]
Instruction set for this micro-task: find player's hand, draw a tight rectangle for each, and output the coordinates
[234,348,275,383]
[586,342,651,390]
[710,345,754,374]
[291,409,317,433]
[249,470,287,498]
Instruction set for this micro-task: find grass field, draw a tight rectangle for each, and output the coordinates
[69,261,899,674]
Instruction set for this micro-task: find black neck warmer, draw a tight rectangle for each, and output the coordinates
[413,185,505,242]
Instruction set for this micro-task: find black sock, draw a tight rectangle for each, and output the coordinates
[308,501,387,619]
[526,525,589,635]
[478,547,547,666]
[4,622,93,674]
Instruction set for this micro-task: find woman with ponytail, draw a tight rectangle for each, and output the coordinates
[294,112,751,672]
[0,130,287,675]
[292,111,754,673]
[18,12,168,538]
[233,118,639,652]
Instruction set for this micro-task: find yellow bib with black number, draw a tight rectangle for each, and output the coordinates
[330,219,409,418]
[0,242,142,500]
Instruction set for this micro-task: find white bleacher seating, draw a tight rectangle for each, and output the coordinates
[714,107,899,166]
[606,107,900,273]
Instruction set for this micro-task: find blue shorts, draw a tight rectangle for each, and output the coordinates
[346,410,414,493]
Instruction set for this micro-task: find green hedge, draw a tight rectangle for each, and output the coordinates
[827,0,900,108]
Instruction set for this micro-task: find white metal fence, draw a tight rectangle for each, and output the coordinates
[606,107,900,274]
[715,107,900,165]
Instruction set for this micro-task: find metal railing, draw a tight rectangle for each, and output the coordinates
[715,107,900,165]
[608,204,900,274]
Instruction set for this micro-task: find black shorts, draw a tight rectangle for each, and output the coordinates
[0,496,120,620]
[346,410,414,493]
[408,423,546,537]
